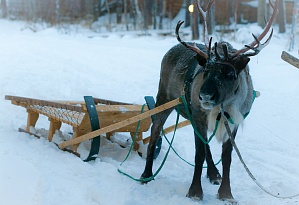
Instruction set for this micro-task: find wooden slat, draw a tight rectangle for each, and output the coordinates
[142,120,191,144]
[50,97,133,106]
[5,95,83,112]
[58,98,182,149]
[52,101,84,105]
[281,51,299,69]
[82,104,146,112]
[93,97,133,105]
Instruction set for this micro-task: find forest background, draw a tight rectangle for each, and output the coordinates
[0,0,294,40]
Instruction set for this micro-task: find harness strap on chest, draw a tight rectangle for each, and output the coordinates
[183,65,202,113]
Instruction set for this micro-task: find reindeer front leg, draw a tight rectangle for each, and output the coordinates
[205,143,222,185]
[218,138,234,200]
[186,126,206,200]
[218,125,239,201]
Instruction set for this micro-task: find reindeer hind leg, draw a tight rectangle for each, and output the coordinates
[141,95,175,182]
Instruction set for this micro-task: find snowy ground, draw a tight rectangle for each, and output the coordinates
[0,19,299,205]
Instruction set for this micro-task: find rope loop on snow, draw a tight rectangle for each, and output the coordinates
[118,103,181,183]
[118,96,223,182]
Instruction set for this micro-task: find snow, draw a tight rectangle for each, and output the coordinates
[1,19,299,205]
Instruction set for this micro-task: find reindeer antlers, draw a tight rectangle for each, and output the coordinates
[232,0,279,58]
[176,0,278,61]
[175,0,215,60]
[175,21,208,59]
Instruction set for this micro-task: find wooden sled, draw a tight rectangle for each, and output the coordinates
[5,95,189,160]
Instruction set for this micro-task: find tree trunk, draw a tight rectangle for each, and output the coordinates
[1,0,7,18]
[124,0,128,30]
[234,0,239,39]
[185,0,191,27]
[105,0,112,31]
[192,0,199,40]
[129,0,137,29]
[157,0,164,29]
[143,0,148,29]
[207,1,214,34]
[144,0,153,29]
[228,0,234,24]
[153,0,162,29]
[93,0,101,22]
[116,0,122,24]
[80,0,86,19]
[42,0,52,25]
[277,0,286,33]
[55,0,60,24]
[258,0,266,28]
[153,0,157,29]
[160,0,166,29]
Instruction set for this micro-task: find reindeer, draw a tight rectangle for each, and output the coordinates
[141,0,279,203]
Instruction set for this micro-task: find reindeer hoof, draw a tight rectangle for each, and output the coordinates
[140,172,153,184]
[207,173,222,185]
[217,187,234,203]
[186,193,203,201]
[186,186,203,201]
[218,197,239,205]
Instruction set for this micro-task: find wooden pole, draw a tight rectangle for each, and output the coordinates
[142,120,191,145]
[58,98,182,149]
[281,51,299,69]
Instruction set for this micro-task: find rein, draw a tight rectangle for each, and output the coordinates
[118,95,299,200]
[221,107,299,199]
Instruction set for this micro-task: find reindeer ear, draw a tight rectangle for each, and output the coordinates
[196,54,207,66]
[234,56,250,74]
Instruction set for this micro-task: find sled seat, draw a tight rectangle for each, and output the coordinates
[5,95,152,152]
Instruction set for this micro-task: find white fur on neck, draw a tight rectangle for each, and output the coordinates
[207,105,244,143]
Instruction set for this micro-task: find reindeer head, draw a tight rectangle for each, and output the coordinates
[176,0,278,110]
[198,41,251,109]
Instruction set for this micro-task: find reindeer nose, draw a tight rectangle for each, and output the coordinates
[199,93,215,102]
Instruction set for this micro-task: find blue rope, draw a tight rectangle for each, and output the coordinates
[118,104,182,182]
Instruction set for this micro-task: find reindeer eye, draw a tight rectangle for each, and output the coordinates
[223,66,236,79]
[227,70,235,78]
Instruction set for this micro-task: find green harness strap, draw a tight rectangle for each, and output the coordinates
[118,104,182,183]
[118,90,258,182]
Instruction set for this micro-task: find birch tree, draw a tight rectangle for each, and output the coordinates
[258,0,266,28]
[277,0,286,33]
